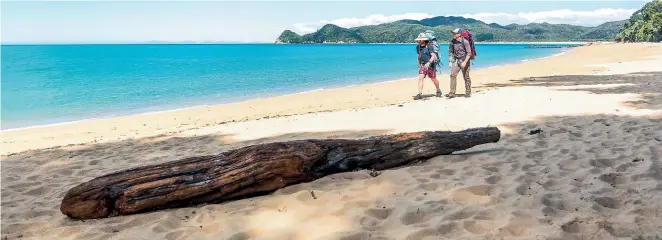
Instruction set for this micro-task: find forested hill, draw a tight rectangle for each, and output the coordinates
[616,0,662,42]
[275,16,628,43]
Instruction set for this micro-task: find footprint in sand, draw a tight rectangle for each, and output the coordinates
[452,185,495,205]
[443,208,477,221]
[365,207,393,220]
[404,228,438,240]
[509,162,520,171]
[26,175,39,181]
[600,221,639,238]
[485,175,501,184]
[599,173,627,186]
[542,206,563,217]
[541,194,568,211]
[227,232,250,240]
[337,232,372,240]
[510,136,528,143]
[419,183,439,191]
[473,209,496,220]
[482,166,499,173]
[404,222,459,240]
[436,168,456,176]
[416,178,430,183]
[422,200,448,211]
[24,186,47,196]
[594,197,621,209]
[500,220,531,237]
[520,164,538,171]
[55,168,74,176]
[543,179,560,189]
[24,209,56,219]
[400,207,432,225]
[560,218,585,234]
[463,219,498,235]
[294,190,318,202]
[590,158,615,168]
[429,173,442,179]
[515,183,532,196]
[359,216,380,228]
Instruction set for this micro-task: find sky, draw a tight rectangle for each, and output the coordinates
[0,1,652,44]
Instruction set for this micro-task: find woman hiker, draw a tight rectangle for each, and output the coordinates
[414,32,442,100]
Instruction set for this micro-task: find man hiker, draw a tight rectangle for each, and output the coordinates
[448,28,473,98]
[414,32,442,100]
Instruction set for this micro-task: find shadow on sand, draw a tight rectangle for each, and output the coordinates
[479,71,662,110]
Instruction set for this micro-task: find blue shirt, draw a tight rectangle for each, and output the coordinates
[417,44,436,66]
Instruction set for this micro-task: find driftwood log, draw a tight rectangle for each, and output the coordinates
[61,127,500,219]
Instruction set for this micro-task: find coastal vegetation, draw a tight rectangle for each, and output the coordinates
[276,16,628,43]
[616,0,662,42]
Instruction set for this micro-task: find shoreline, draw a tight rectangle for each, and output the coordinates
[1,75,411,132]
[2,42,661,156]
[1,46,567,131]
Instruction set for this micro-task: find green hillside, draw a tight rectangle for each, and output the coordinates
[275,16,628,43]
[616,0,662,42]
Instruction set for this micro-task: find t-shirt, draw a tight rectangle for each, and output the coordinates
[417,44,437,67]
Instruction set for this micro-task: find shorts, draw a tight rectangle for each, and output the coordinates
[419,66,436,78]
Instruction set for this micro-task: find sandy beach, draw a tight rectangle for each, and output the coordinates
[2,42,662,239]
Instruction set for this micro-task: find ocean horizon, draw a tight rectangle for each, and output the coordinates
[1,43,579,130]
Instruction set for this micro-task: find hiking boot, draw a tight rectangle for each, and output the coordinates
[414,94,423,100]
[445,93,456,98]
[436,90,442,98]
[465,92,471,98]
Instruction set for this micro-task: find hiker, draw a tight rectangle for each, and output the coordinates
[448,28,473,98]
[414,32,442,100]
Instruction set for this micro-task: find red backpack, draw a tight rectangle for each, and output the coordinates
[460,30,477,60]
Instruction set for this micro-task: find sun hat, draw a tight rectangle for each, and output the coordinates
[414,32,430,41]
[452,28,462,34]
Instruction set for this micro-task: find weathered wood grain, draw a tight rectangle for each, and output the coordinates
[61,127,500,219]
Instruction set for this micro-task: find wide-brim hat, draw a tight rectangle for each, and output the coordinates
[414,32,430,41]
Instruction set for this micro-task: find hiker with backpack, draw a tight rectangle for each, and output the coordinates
[447,28,476,98]
[414,32,442,100]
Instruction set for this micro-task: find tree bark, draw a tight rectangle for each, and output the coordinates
[60,127,500,219]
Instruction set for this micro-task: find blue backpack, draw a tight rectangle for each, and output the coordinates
[425,30,442,70]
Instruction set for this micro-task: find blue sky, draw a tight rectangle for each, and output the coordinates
[1,1,650,44]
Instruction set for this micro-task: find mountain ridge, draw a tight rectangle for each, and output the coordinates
[275,16,628,44]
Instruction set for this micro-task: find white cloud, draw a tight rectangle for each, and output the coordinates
[460,8,636,26]
[291,8,635,34]
[293,13,434,34]
[292,23,319,34]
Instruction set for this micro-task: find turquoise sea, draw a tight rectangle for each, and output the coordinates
[1,43,578,129]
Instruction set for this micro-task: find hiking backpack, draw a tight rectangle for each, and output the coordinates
[430,39,441,68]
[424,30,442,69]
[460,29,477,60]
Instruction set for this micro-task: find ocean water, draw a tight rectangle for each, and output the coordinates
[1,43,576,129]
